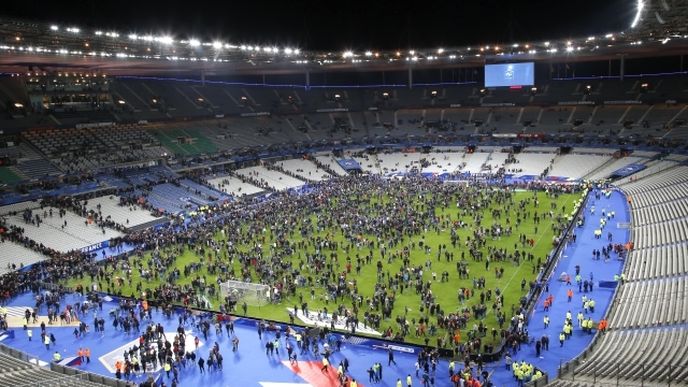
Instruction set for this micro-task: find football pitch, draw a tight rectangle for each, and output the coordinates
[65,181,579,349]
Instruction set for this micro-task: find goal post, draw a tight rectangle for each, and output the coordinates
[220,280,271,307]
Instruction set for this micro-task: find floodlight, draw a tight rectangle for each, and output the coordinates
[189,39,201,47]
[343,51,354,58]
[630,0,645,28]
[50,25,58,31]
[212,41,223,49]
[159,36,174,45]
[14,102,23,108]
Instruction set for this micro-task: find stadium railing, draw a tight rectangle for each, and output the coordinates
[0,342,135,387]
[523,189,590,313]
[520,188,590,386]
[555,360,685,386]
[553,187,628,382]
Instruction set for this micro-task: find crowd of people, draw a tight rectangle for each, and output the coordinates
[77,177,575,351]
[0,173,584,386]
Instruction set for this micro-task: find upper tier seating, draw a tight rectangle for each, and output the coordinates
[23,125,165,173]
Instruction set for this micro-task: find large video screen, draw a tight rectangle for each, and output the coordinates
[485,62,534,87]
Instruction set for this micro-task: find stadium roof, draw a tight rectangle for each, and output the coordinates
[0,0,686,76]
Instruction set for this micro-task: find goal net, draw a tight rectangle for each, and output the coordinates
[220,280,271,306]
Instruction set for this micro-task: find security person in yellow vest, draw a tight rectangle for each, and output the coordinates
[563,323,572,338]
[532,370,543,380]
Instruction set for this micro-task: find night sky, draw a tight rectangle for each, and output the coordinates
[2,0,635,50]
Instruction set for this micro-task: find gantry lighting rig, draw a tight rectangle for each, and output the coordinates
[0,0,686,75]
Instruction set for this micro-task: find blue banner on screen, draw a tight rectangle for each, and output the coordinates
[485,62,534,87]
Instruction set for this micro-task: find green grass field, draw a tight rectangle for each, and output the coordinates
[65,185,578,349]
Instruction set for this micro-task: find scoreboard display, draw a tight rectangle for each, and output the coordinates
[485,62,534,87]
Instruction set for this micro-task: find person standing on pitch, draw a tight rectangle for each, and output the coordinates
[388,347,397,366]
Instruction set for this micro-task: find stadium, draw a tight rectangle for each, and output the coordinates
[0,0,686,386]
